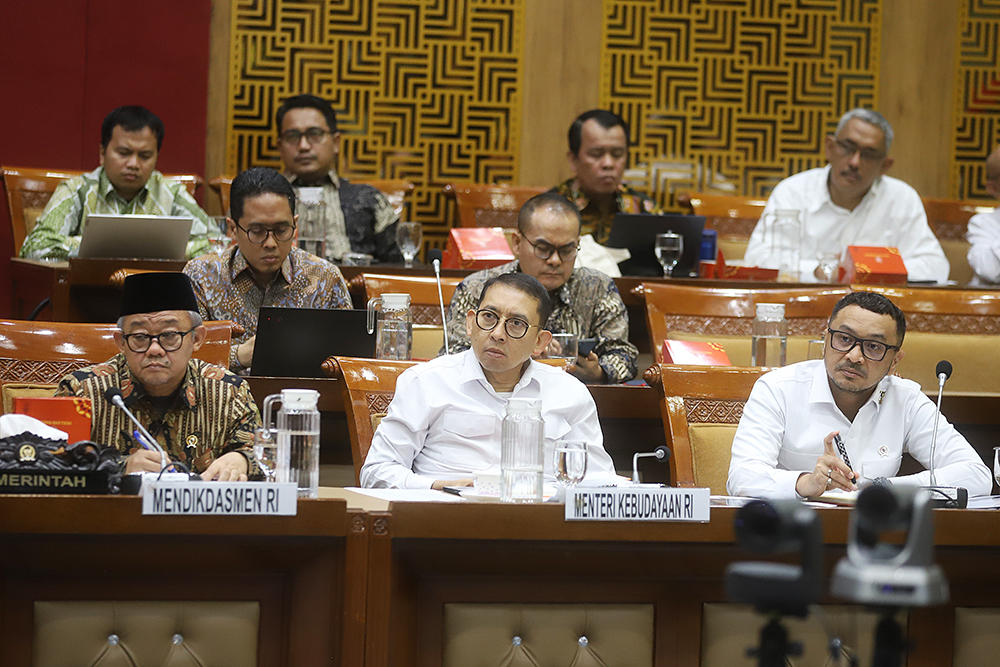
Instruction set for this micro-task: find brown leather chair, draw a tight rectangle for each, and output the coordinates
[322,356,417,484]
[0,319,235,413]
[443,183,547,228]
[851,284,1000,334]
[644,363,767,493]
[2,166,202,254]
[210,176,415,219]
[685,192,767,261]
[643,282,850,363]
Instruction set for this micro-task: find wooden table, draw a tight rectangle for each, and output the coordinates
[0,495,361,667]
[360,501,1000,667]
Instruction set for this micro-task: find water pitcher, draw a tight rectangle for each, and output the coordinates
[500,398,544,503]
[367,293,412,360]
[762,208,801,282]
[262,389,321,498]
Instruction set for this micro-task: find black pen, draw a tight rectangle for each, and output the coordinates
[440,486,464,496]
[833,434,854,475]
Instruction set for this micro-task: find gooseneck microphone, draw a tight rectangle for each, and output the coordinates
[632,445,671,484]
[923,359,967,508]
[427,248,450,352]
[104,387,163,454]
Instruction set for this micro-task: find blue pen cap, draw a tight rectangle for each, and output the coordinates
[700,229,718,261]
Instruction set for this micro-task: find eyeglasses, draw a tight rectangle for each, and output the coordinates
[832,137,886,163]
[279,127,333,145]
[475,309,537,339]
[233,221,296,244]
[827,328,899,362]
[524,237,579,261]
[122,328,195,353]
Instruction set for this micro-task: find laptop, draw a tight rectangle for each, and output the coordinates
[78,214,193,260]
[604,213,706,277]
[250,307,376,378]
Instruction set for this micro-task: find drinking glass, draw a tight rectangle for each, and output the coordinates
[993,447,1000,490]
[396,221,422,267]
[253,428,282,482]
[209,216,231,256]
[654,233,683,277]
[554,441,588,489]
[548,332,578,368]
[815,252,840,283]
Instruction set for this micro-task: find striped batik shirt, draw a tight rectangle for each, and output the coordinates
[55,355,262,478]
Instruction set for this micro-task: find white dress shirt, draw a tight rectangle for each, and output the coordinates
[360,350,616,489]
[965,206,1000,285]
[727,360,991,499]
[744,166,949,284]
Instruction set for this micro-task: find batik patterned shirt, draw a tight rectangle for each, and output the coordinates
[285,170,403,263]
[20,167,213,260]
[444,261,639,384]
[551,178,660,243]
[183,245,353,373]
[55,355,262,478]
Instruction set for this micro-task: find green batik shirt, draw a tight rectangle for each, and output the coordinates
[551,178,660,243]
[55,355,263,479]
[20,167,213,260]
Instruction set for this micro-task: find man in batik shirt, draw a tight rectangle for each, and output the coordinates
[550,109,659,243]
[444,193,638,384]
[56,272,262,480]
[184,167,353,373]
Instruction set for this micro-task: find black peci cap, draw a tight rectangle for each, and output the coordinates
[119,272,199,317]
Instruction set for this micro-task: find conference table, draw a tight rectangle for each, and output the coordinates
[2,493,1000,666]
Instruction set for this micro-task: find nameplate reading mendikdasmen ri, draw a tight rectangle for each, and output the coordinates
[565,487,711,522]
[142,481,298,516]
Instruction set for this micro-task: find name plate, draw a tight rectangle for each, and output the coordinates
[0,470,109,494]
[565,487,710,522]
[142,481,298,516]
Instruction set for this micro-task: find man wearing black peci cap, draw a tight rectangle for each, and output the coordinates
[55,272,262,480]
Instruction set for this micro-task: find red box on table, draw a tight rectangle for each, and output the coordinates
[699,251,780,281]
[442,228,514,270]
[661,340,732,365]
[838,246,907,285]
[12,396,93,443]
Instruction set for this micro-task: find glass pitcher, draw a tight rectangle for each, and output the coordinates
[762,208,801,282]
[262,389,321,498]
[367,293,412,360]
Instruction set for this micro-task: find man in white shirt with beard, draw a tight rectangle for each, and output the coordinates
[361,272,616,489]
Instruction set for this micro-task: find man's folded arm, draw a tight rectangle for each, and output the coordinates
[359,372,435,489]
[20,180,83,260]
[965,212,1000,283]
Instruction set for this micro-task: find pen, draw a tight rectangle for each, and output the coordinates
[440,486,464,496]
[833,434,854,473]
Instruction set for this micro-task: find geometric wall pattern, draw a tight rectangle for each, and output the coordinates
[951,0,1000,200]
[600,0,882,210]
[226,0,524,248]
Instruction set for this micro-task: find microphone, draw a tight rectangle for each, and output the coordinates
[104,387,164,454]
[427,248,450,352]
[632,445,671,484]
[924,359,967,508]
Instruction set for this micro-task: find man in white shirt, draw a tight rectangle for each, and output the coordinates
[744,108,949,284]
[361,272,616,490]
[727,291,990,499]
[965,144,1000,286]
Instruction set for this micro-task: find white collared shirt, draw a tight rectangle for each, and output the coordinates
[727,360,991,499]
[744,165,950,283]
[360,350,616,489]
[965,206,1000,285]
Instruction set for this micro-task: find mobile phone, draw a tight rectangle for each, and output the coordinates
[577,338,597,357]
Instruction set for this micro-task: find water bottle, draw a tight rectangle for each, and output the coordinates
[262,389,321,498]
[500,398,544,503]
[366,293,412,360]
[751,303,788,367]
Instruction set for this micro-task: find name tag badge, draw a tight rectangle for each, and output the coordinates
[142,480,298,516]
[565,487,710,522]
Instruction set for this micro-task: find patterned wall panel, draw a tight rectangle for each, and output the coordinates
[951,0,1000,200]
[226,0,525,249]
[601,0,882,210]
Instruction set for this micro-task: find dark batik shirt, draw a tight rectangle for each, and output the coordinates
[56,355,262,478]
[551,177,660,243]
[444,261,639,383]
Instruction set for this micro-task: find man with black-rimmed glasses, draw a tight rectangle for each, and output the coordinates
[444,192,638,383]
[362,272,617,489]
[184,167,352,373]
[727,291,990,499]
[56,272,263,481]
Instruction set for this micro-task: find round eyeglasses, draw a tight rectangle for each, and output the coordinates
[832,137,886,163]
[121,328,195,353]
[475,309,537,339]
[524,237,579,262]
[234,221,296,244]
[827,328,899,362]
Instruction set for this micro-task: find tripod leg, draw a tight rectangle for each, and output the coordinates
[871,611,908,667]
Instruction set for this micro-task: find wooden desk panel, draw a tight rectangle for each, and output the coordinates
[0,495,360,667]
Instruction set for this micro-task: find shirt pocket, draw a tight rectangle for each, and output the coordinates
[441,412,497,440]
[543,415,572,443]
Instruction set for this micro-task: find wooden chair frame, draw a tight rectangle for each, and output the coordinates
[684,192,767,241]
[443,183,547,228]
[353,273,463,325]
[850,284,1000,334]
[644,364,767,491]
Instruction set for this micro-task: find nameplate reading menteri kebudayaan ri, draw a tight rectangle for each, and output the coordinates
[565,487,710,522]
[142,481,298,516]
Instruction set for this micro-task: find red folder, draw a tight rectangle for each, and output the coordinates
[12,396,93,444]
[442,228,515,269]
